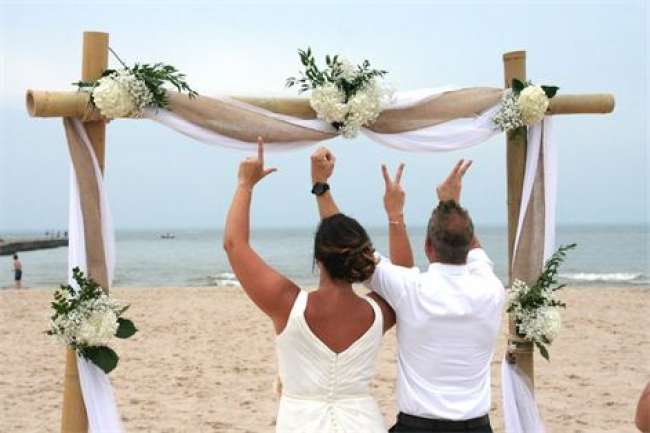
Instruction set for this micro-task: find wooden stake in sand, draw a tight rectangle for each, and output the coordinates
[59,31,108,433]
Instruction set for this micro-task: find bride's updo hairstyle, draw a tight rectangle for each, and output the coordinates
[314,214,376,283]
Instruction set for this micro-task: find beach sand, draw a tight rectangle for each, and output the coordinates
[1,285,648,433]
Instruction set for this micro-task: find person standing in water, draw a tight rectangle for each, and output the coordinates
[13,254,22,289]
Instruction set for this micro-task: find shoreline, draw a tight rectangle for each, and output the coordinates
[1,285,648,432]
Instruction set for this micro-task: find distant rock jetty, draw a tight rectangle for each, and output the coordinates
[0,238,68,255]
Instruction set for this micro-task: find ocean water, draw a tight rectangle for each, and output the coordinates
[1,225,648,289]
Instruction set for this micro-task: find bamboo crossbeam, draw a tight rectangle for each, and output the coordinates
[25,89,616,120]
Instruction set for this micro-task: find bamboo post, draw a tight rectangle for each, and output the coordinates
[503,50,535,386]
[60,31,108,433]
[81,32,109,174]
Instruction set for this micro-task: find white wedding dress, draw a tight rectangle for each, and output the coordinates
[275,290,387,433]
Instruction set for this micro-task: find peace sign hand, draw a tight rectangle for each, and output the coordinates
[436,159,472,203]
[381,163,406,220]
[238,137,277,189]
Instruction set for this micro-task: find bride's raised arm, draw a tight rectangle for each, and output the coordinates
[382,163,415,268]
[223,137,300,334]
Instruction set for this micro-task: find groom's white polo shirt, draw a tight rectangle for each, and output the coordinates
[365,248,505,421]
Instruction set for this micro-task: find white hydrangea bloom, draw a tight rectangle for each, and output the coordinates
[339,79,393,138]
[92,70,152,119]
[309,83,349,124]
[48,293,123,348]
[344,92,381,137]
[518,85,549,125]
[76,309,119,347]
[517,306,562,344]
[539,306,562,342]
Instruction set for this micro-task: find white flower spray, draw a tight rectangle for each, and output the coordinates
[506,243,576,360]
[287,48,391,138]
[47,267,137,374]
[92,70,154,118]
[492,79,558,133]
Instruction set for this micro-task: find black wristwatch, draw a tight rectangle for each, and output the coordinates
[311,182,330,196]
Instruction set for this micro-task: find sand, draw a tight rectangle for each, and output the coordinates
[1,285,648,433]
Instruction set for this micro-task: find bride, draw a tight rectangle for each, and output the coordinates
[223,138,395,433]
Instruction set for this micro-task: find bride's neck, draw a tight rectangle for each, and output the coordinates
[318,273,354,294]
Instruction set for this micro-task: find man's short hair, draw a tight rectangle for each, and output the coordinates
[426,200,474,264]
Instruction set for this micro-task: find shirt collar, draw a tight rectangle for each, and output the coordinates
[428,262,469,275]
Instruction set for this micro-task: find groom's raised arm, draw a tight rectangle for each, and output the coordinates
[436,160,483,249]
[436,160,496,274]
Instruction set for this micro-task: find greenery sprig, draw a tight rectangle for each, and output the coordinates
[507,243,576,360]
[73,47,197,112]
[512,243,576,313]
[286,47,387,102]
[511,78,559,99]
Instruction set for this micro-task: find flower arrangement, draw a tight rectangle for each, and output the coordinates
[74,50,197,119]
[506,243,576,360]
[493,79,559,133]
[47,267,137,374]
[286,48,393,138]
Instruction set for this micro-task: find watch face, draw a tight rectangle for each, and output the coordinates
[312,183,329,195]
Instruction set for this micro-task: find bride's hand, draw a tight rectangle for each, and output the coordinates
[238,137,277,189]
[311,147,336,184]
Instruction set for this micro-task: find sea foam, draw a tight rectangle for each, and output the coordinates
[560,272,644,283]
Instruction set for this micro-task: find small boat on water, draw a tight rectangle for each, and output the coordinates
[160,233,175,239]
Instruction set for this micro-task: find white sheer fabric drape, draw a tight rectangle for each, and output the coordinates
[501,361,545,433]
[67,118,122,433]
[500,118,555,433]
[361,104,500,152]
[513,118,556,263]
[143,86,499,153]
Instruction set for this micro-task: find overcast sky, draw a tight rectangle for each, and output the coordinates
[0,0,647,231]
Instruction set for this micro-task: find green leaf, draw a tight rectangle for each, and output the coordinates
[511,78,525,93]
[535,342,550,361]
[116,318,137,339]
[83,346,119,374]
[541,85,559,98]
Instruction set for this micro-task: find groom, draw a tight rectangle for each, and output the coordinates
[310,148,504,433]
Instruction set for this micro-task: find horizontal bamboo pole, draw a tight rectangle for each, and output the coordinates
[26,89,616,119]
[547,94,615,114]
[26,90,101,121]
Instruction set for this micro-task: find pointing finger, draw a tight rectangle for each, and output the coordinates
[257,136,264,163]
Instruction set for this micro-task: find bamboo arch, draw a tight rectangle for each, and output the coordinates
[25,31,615,433]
